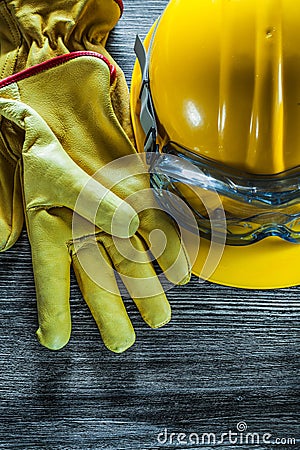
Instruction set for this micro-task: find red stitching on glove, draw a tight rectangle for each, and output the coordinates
[0,51,117,88]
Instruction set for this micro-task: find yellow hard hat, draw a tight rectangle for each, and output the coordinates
[130,0,300,289]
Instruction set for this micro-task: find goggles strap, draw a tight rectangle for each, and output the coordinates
[134,34,158,152]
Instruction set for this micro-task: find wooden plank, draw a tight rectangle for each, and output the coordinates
[0,1,299,448]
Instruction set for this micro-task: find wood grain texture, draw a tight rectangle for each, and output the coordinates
[0,1,299,449]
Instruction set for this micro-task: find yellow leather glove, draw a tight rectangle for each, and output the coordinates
[0,0,131,253]
[0,53,190,352]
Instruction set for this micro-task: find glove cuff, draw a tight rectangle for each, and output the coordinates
[0,0,123,76]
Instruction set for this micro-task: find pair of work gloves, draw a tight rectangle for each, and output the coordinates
[0,0,190,352]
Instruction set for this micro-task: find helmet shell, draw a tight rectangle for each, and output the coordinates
[149,0,300,174]
[130,0,300,288]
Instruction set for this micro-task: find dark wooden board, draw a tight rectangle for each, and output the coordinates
[0,1,299,449]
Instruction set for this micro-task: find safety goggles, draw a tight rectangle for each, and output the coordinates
[134,35,300,245]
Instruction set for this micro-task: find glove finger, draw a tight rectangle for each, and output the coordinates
[72,240,136,353]
[0,137,23,251]
[101,234,172,328]
[27,208,72,350]
[139,209,191,286]
[0,97,139,238]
